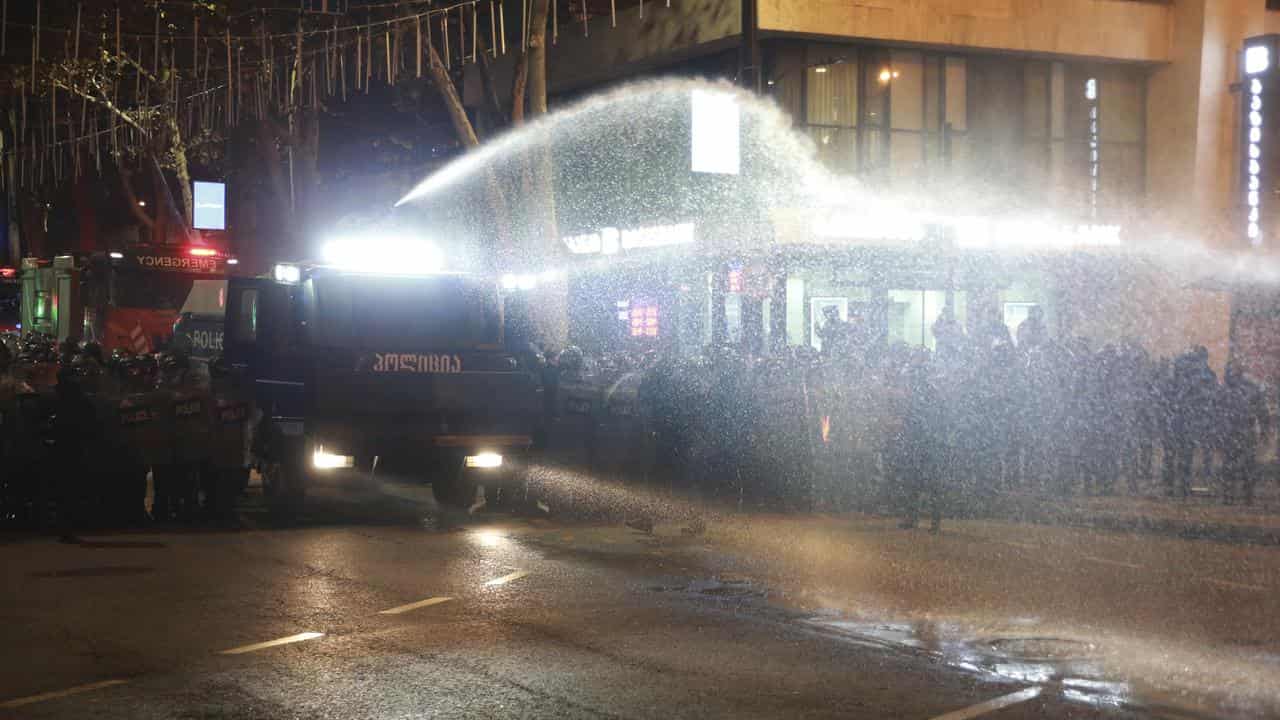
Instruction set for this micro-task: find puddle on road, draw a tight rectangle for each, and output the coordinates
[806,617,1133,712]
[985,637,1098,662]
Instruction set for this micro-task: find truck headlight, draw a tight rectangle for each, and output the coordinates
[313,446,355,470]
[465,452,503,469]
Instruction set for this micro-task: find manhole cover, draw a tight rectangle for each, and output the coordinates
[985,637,1097,661]
[30,566,154,579]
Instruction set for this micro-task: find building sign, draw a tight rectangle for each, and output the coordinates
[691,89,740,175]
[1242,35,1277,248]
[133,254,222,273]
[562,223,695,255]
[954,218,1121,250]
[192,181,226,231]
[813,212,928,243]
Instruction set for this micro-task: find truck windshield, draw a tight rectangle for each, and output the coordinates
[113,271,198,311]
[312,273,501,350]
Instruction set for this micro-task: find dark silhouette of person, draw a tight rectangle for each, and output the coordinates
[1168,347,1217,498]
[818,305,852,357]
[1218,360,1270,505]
[53,367,99,540]
[1016,306,1048,350]
[896,352,945,533]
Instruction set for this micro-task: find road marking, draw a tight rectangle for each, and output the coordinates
[999,540,1038,551]
[1081,555,1142,570]
[929,687,1042,720]
[218,632,325,655]
[379,596,452,615]
[484,570,528,587]
[0,679,128,709]
[1203,578,1266,592]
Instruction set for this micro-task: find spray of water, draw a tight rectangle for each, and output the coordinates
[392,76,1280,715]
[396,76,1278,291]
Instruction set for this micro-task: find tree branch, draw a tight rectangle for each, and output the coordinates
[425,43,479,147]
[119,165,155,231]
[510,49,529,126]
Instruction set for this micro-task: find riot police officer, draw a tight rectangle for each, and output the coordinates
[1168,347,1217,498]
[1218,361,1270,505]
[53,365,99,538]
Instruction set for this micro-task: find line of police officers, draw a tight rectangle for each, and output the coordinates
[818,305,1275,525]
[576,305,1276,531]
[0,332,250,532]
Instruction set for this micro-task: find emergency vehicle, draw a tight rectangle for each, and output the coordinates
[19,245,237,356]
[0,266,19,333]
[223,248,543,513]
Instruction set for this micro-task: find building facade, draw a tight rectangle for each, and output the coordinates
[491,0,1280,369]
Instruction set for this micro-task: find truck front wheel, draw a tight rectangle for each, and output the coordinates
[431,462,476,510]
[263,459,306,523]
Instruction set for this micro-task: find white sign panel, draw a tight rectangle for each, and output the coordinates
[192,181,227,230]
[691,89,740,175]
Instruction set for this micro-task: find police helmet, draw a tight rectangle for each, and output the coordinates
[557,346,585,374]
[58,338,79,363]
[80,341,105,365]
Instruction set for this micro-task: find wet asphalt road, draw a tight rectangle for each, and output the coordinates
[1,470,1275,719]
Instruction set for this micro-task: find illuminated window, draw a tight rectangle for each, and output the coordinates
[629,304,660,338]
[727,268,744,294]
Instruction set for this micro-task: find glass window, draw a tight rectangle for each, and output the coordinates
[234,289,258,343]
[806,63,857,128]
[807,125,857,173]
[924,56,943,167]
[889,50,924,186]
[888,290,925,347]
[861,49,891,174]
[889,290,963,350]
[629,304,660,338]
[806,61,858,173]
[313,275,501,350]
[890,50,923,132]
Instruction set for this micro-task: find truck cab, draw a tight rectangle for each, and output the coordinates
[224,261,543,512]
[19,246,235,355]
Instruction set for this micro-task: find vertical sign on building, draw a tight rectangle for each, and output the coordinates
[1243,36,1278,247]
[1085,77,1099,221]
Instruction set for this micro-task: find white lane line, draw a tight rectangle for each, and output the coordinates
[1081,555,1142,570]
[379,596,452,615]
[1203,578,1266,592]
[218,632,325,655]
[484,570,529,587]
[929,687,1043,720]
[0,679,128,709]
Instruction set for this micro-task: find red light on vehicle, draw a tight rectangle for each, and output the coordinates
[0,267,15,278]
[188,247,218,257]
